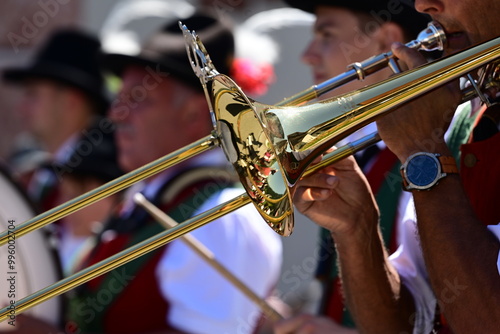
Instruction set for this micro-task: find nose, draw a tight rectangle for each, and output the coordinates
[414,0,445,15]
[301,40,320,67]
[18,97,30,116]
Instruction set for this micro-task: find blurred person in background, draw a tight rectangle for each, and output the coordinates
[53,119,124,276]
[70,12,281,334]
[2,28,110,212]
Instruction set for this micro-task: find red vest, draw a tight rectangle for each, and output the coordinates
[460,132,500,225]
[437,104,500,334]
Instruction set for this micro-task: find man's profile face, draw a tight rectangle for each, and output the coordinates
[414,0,500,56]
[19,79,66,143]
[109,65,189,172]
[302,6,391,98]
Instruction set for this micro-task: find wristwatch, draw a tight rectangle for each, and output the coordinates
[400,152,459,191]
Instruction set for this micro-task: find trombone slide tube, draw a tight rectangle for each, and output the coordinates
[0,193,251,323]
[315,50,402,97]
[0,138,377,323]
[0,138,377,322]
[279,39,433,107]
[0,135,216,246]
[278,54,397,107]
[308,132,382,175]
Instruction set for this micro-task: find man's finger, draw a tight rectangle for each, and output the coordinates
[391,42,427,69]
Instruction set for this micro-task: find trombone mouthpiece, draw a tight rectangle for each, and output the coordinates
[410,21,447,52]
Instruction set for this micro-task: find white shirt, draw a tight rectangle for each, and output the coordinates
[488,225,500,274]
[390,199,500,334]
[389,199,436,334]
[157,188,282,333]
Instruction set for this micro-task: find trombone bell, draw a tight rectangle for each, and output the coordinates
[182,24,500,237]
[208,74,294,236]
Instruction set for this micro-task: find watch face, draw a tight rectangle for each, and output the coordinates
[406,154,440,188]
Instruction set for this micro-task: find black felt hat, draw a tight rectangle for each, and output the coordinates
[53,118,124,183]
[100,13,235,91]
[284,0,430,39]
[3,29,110,114]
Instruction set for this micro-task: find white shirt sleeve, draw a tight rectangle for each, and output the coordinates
[389,198,436,334]
[156,188,283,334]
[487,224,500,274]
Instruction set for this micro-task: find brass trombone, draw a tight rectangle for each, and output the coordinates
[0,21,447,246]
[1,22,499,322]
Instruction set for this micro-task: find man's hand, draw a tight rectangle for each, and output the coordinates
[376,42,462,161]
[293,154,379,238]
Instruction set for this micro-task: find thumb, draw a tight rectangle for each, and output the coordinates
[391,42,427,69]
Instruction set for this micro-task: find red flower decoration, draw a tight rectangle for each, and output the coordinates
[230,58,275,97]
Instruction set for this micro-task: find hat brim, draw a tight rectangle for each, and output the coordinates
[284,0,349,13]
[100,53,202,91]
[3,64,109,114]
[284,0,431,41]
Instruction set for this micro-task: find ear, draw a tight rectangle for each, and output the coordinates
[373,22,405,53]
[179,92,212,139]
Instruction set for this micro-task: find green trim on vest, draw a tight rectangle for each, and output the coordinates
[447,103,476,165]
[376,161,403,248]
